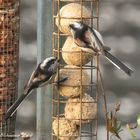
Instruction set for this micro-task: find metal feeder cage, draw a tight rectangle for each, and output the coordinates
[52,0,108,140]
[0,0,20,138]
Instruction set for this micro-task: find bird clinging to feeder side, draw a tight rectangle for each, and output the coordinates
[69,22,134,76]
[4,57,59,120]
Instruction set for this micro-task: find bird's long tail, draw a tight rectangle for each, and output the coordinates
[4,88,31,121]
[104,50,133,76]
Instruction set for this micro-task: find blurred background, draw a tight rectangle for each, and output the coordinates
[16,0,140,139]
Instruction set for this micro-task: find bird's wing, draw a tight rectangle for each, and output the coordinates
[83,28,101,51]
[91,28,111,51]
[26,70,36,86]
[24,64,41,90]
[39,73,55,86]
[23,70,35,94]
[93,28,105,46]
[30,65,55,87]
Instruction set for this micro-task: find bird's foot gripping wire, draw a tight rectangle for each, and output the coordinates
[52,77,68,85]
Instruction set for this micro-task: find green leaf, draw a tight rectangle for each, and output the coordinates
[128,128,137,139]
[116,121,122,132]
[137,115,140,126]
[118,129,123,133]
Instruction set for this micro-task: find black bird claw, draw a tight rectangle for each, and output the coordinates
[53,77,68,85]
[58,77,68,83]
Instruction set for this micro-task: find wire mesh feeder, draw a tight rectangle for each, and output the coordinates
[52,0,109,140]
[0,0,20,138]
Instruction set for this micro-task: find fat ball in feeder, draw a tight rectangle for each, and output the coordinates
[55,3,91,34]
[55,65,90,98]
[52,116,79,140]
[62,36,94,66]
[65,93,97,124]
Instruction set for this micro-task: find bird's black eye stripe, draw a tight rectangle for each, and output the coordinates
[44,59,55,68]
[74,25,88,39]
[51,59,56,64]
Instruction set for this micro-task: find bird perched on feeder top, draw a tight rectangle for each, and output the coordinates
[69,22,134,76]
[4,57,60,121]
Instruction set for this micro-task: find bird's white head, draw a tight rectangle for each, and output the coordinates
[69,21,83,31]
[69,22,84,36]
[40,57,59,73]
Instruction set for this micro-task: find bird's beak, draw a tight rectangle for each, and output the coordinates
[55,58,60,63]
[68,24,73,29]
[53,57,59,63]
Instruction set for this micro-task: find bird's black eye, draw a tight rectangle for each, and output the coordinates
[52,60,55,64]
[52,59,57,64]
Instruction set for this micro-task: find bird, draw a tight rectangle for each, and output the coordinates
[4,57,59,121]
[69,22,133,76]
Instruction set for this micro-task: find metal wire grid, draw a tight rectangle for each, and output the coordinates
[0,0,20,138]
[52,0,108,140]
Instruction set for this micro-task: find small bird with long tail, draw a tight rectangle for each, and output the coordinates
[69,22,133,76]
[4,57,59,120]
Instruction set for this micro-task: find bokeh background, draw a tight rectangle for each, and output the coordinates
[16,0,140,139]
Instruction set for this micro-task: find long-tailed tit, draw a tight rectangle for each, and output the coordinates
[4,57,59,120]
[69,22,133,76]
